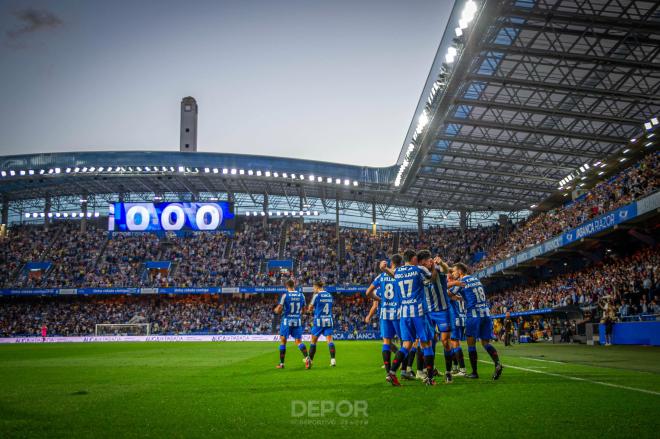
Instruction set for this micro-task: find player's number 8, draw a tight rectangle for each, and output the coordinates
[384,283,395,300]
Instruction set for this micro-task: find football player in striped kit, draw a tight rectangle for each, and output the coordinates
[274,279,310,369]
[365,254,403,385]
[307,280,336,368]
[417,250,455,384]
[450,263,503,380]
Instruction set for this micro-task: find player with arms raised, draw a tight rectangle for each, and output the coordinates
[307,280,336,368]
[450,263,502,380]
[274,279,310,369]
[417,250,455,384]
[365,254,403,385]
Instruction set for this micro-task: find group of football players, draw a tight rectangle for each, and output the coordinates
[273,248,503,387]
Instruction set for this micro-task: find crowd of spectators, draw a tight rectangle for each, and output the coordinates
[489,246,660,317]
[477,152,659,268]
[0,152,656,290]
[0,293,373,337]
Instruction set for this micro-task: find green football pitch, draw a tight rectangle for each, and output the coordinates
[1,341,659,438]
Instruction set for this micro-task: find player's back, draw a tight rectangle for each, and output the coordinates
[394,265,429,318]
[281,290,305,326]
[375,273,400,320]
[312,291,333,327]
[460,275,490,317]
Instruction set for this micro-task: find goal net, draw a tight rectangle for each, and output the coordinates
[94,323,151,336]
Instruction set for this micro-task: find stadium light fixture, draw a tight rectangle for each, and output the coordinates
[19,170,25,176]
[24,213,30,218]
[71,212,78,218]
[645,141,653,147]
[309,175,315,182]
[55,212,61,218]
[530,204,537,209]
[239,169,245,175]
[651,117,659,126]
[273,172,279,178]
[63,213,69,218]
[344,179,350,186]
[317,176,323,182]
[645,122,653,130]
[454,27,462,37]
[353,181,358,186]
[623,148,630,154]
[204,167,210,173]
[265,171,271,177]
[598,171,605,176]
[648,133,655,139]
[326,177,332,183]
[48,212,53,218]
[247,170,253,176]
[230,168,237,175]
[619,158,627,162]
[178,166,185,173]
[299,174,305,180]
[256,170,262,176]
[94,212,100,218]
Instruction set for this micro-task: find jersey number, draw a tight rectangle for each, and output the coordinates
[475,286,486,302]
[322,303,330,314]
[384,283,395,300]
[289,302,301,314]
[398,279,414,298]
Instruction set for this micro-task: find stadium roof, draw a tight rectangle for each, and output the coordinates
[394,0,660,211]
[1,0,659,222]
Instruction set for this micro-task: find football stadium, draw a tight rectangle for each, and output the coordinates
[1,0,659,437]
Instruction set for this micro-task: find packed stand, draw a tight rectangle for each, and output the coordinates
[0,293,373,337]
[478,153,659,269]
[489,246,660,317]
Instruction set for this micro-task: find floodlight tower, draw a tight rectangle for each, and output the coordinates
[180,97,198,152]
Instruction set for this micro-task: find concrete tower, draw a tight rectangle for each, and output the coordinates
[180,97,198,152]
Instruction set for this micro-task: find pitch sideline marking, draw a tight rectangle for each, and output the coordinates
[477,360,660,396]
[521,357,564,364]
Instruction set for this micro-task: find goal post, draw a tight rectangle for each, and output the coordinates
[94,323,151,336]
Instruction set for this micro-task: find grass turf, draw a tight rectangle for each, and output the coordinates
[1,341,659,438]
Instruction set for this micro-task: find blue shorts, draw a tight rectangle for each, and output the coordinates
[400,316,431,342]
[450,325,465,341]
[465,316,493,341]
[380,319,401,340]
[426,311,450,333]
[280,324,303,340]
[311,326,333,337]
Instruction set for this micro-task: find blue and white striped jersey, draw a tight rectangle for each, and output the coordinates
[371,273,400,320]
[279,290,306,326]
[311,290,334,327]
[394,265,431,318]
[448,286,467,327]
[460,275,490,318]
[423,270,450,313]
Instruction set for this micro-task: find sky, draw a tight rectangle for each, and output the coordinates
[0,0,451,167]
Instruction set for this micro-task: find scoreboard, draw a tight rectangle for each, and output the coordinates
[109,202,235,232]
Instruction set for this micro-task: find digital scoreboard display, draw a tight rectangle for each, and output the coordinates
[109,202,235,232]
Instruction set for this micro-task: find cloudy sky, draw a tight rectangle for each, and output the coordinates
[0,0,451,167]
